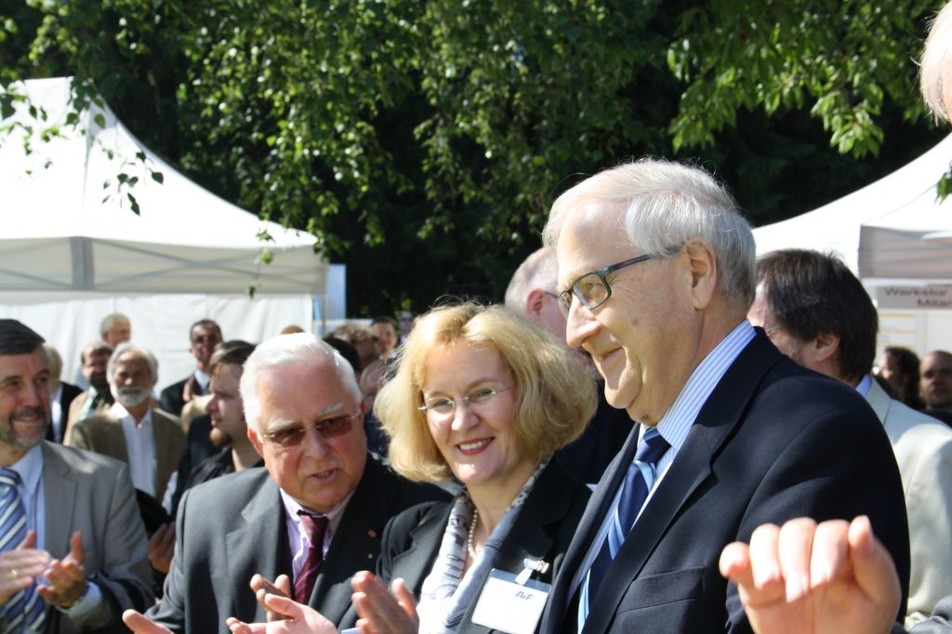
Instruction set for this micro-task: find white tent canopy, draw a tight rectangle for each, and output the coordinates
[0,77,329,386]
[1,77,325,294]
[753,132,952,285]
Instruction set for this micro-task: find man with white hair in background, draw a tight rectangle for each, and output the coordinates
[67,343,184,502]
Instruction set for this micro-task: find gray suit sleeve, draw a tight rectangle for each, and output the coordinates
[74,461,152,630]
[910,596,952,634]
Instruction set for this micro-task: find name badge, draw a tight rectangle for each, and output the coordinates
[471,568,551,634]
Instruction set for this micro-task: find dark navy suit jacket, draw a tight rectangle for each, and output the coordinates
[539,330,911,634]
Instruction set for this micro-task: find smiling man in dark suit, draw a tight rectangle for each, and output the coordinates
[122,332,448,634]
[538,158,910,634]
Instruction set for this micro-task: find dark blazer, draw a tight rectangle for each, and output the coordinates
[47,381,82,443]
[539,330,911,634]
[378,459,590,634]
[146,454,449,633]
[159,375,205,418]
[169,414,218,515]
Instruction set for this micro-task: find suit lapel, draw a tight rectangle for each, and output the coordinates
[582,333,783,634]
[225,474,286,623]
[40,443,77,555]
[492,460,575,578]
[101,407,131,463]
[865,380,891,423]
[388,506,447,595]
[311,456,390,627]
[543,425,637,631]
[459,461,581,634]
[152,411,173,495]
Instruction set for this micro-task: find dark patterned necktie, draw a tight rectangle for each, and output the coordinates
[0,468,45,633]
[293,511,329,604]
[585,427,670,612]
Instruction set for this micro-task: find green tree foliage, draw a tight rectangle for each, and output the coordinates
[668,0,935,157]
[0,0,945,315]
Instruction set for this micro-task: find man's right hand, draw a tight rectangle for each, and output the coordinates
[0,531,51,605]
[719,515,900,634]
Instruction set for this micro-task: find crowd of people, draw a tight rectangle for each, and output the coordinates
[1,4,952,634]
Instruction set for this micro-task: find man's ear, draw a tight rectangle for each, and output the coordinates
[684,240,718,310]
[247,426,264,456]
[812,331,841,364]
[798,331,841,375]
[524,288,548,325]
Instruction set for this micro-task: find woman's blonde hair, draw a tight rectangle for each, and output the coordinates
[375,302,596,483]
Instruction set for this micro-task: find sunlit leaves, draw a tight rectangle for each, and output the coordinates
[668,0,934,158]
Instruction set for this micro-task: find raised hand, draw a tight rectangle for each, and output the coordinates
[0,531,50,605]
[351,570,418,634]
[719,515,900,634]
[249,573,292,621]
[37,530,87,608]
[148,523,175,574]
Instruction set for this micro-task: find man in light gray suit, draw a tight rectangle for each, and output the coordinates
[0,319,152,632]
[750,249,952,627]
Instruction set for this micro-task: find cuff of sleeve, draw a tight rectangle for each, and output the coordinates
[56,580,101,619]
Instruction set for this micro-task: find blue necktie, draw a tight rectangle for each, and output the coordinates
[0,469,45,633]
[582,427,670,622]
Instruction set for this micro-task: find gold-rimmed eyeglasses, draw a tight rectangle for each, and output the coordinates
[262,413,360,450]
[418,386,513,419]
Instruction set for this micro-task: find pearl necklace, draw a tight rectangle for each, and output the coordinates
[467,508,480,559]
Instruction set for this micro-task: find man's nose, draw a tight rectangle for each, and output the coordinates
[565,300,601,350]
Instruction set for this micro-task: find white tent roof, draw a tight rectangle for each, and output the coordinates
[0,77,326,294]
[753,133,952,285]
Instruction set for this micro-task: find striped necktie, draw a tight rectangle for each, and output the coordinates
[293,511,329,604]
[0,469,45,633]
[580,427,670,624]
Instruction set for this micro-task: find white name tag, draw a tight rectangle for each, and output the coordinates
[471,569,550,634]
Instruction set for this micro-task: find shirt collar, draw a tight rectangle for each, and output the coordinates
[9,444,44,496]
[279,487,354,529]
[650,319,756,450]
[854,374,873,397]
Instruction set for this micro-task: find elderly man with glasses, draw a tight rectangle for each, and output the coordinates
[536,158,910,634]
[122,333,448,634]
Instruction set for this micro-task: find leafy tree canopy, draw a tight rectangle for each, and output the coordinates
[0,0,945,314]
